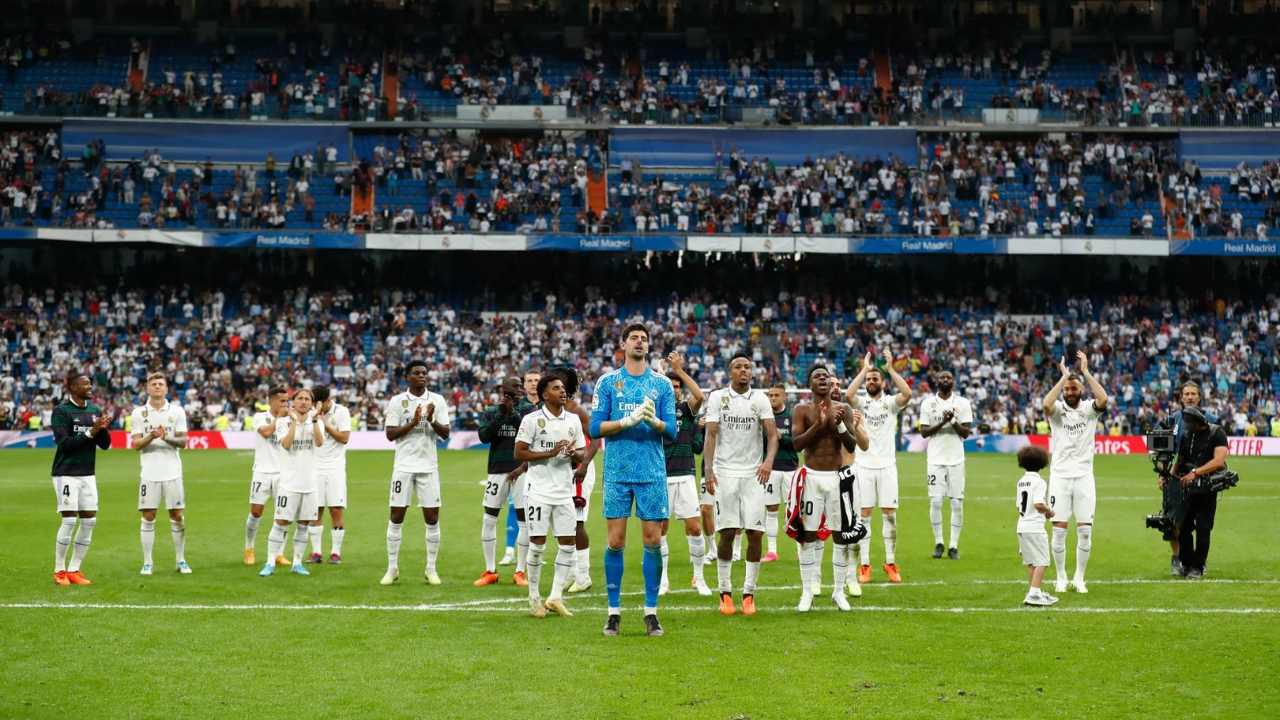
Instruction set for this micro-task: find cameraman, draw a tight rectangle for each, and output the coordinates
[1158,382,1213,575]
[1170,407,1229,580]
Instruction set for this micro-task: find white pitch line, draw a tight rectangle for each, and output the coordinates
[2,601,1277,615]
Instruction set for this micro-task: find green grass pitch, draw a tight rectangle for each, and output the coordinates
[2,449,1277,719]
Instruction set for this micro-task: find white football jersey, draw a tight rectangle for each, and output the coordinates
[315,402,351,470]
[385,390,451,473]
[130,400,187,482]
[1048,399,1100,478]
[920,393,972,466]
[853,393,901,469]
[516,406,586,506]
[1015,471,1049,533]
[252,411,288,474]
[706,387,773,475]
[280,417,321,494]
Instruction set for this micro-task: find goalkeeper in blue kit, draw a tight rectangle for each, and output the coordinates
[589,323,678,637]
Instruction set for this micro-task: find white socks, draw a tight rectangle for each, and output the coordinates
[481,513,499,573]
[833,543,850,589]
[930,497,944,544]
[883,512,898,564]
[1076,525,1092,580]
[425,522,440,574]
[575,543,591,583]
[765,509,778,554]
[659,536,670,585]
[170,519,186,563]
[949,499,964,549]
[527,542,545,601]
[386,521,403,570]
[857,534,871,566]
[744,560,760,595]
[292,524,309,563]
[55,516,76,571]
[551,543,576,600]
[1052,526,1068,580]
[68,517,95,572]
[717,558,732,593]
[141,519,156,565]
[515,521,529,573]
[798,542,817,593]
[309,525,323,555]
[245,514,260,550]
[687,534,705,581]
[268,523,287,562]
[331,527,345,556]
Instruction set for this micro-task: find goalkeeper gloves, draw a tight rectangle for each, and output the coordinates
[619,402,648,429]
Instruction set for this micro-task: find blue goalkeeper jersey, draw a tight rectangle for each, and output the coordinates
[589,366,678,485]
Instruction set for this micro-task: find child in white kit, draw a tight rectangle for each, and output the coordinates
[1015,445,1058,606]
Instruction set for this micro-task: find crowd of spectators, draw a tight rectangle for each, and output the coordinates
[3,274,1277,441]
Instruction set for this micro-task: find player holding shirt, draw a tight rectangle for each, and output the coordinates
[309,386,351,564]
[475,377,534,587]
[846,349,911,583]
[50,369,111,586]
[129,373,191,576]
[791,365,868,612]
[380,360,452,586]
[919,370,973,559]
[704,353,779,617]
[660,354,710,596]
[515,374,587,618]
[555,368,601,594]
[589,323,677,638]
[244,386,290,565]
[260,388,325,577]
[1042,351,1108,595]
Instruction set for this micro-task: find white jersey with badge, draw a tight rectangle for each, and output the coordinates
[1016,471,1050,533]
[315,402,351,470]
[516,406,586,506]
[1048,399,1100,478]
[920,393,972,466]
[130,401,187,482]
[385,390,451,473]
[854,393,901,469]
[252,411,288,474]
[706,387,773,476]
[280,417,320,494]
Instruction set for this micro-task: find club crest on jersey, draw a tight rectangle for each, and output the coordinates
[537,418,546,429]
[721,396,730,409]
[402,399,409,409]
[614,380,624,391]
[142,409,148,418]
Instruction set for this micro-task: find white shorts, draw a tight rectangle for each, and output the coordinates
[666,475,700,520]
[1048,474,1096,524]
[713,470,766,532]
[927,463,966,499]
[390,471,441,508]
[1018,532,1050,567]
[856,464,899,509]
[526,500,576,538]
[764,469,791,507]
[315,467,347,508]
[799,468,843,532]
[138,477,185,511]
[575,461,597,523]
[481,472,526,512]
[54,475,98,512]
[274,490,319,523]
[249,472,280,506]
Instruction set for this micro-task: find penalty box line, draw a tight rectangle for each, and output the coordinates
[2,601,1277,616]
